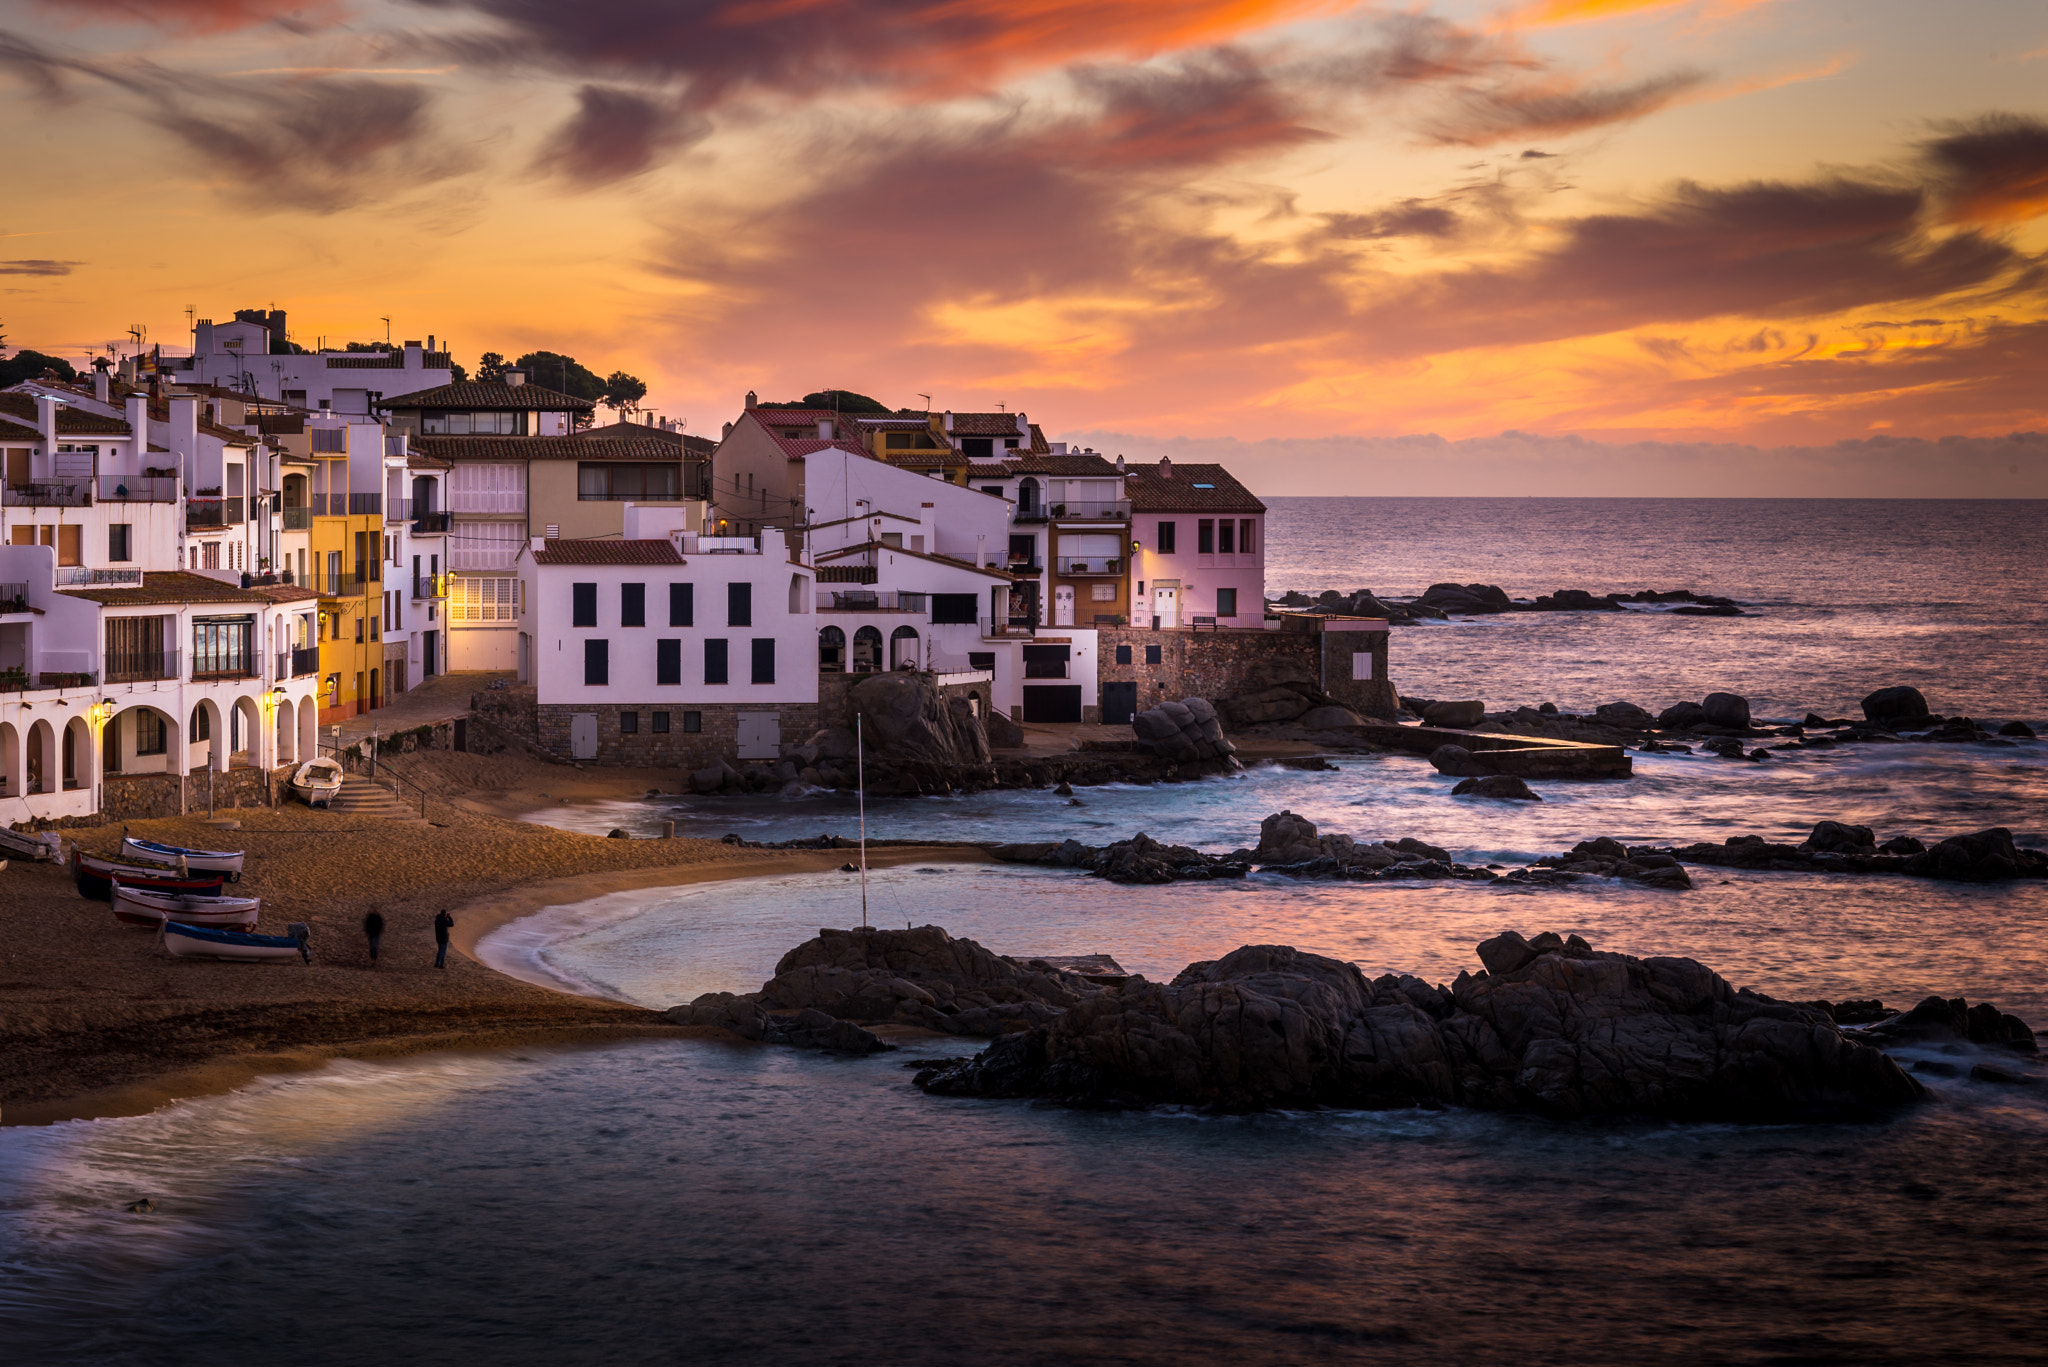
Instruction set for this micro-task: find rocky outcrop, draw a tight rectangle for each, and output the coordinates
[915,932,1928,1120]
[1862,995,2038,1054]
[1452,775,1541,801]
[1276,586,1743,619]
[1131,697,1237,765]
[1422,699,1486,728]
[850,672,992,779]
[1299,705,1364,729]
[1533,838,1693,888]
[668,925,1101,1044]
[983,708,1026,750]
[987,833,1252,885]
[1419,582,1513,615]
[1671,824,2046,881]
[1862,685,1930,725]
[1702,692,1752,729]
[1427,743,1488,777]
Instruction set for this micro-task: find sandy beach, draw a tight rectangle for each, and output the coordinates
[0,747,975,1127]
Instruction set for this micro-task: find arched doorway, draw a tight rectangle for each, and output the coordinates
[26,718,54,794]
[890,626,920,670]
[297,696,317,765]
[1018,477,1040,516]
[190,699,220,771]
[233,696,262,768]
[818,625,846,673]
[852,626,882,674]
[0,721,18,796]
[789,573,808,614]
[275,693,296,765]
[107,706,176,776]
[60,717,87,791]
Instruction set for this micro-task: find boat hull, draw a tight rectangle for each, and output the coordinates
[119,837,244,880]
[160,922,304,963]
[73,852,225,902]
[113,884,260,930]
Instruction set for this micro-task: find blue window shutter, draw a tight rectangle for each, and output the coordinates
[584,638,608,686]
[656,638,681,685]
[572,582,598,628]
[705,638,728,685]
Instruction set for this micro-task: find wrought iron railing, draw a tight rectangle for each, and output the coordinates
[411,511,450,534]
[282,506,312,530]
[291,645,320,676]
[386,497,411,523]
[0,583,27,613]
[1056,556,1125,576]
[106,650,179,684]
[96,476,178,503]
[413,575,447,600]
[817,590,927,612]
[3,481,92,507]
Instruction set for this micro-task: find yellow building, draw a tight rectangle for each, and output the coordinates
[300,425,388,726]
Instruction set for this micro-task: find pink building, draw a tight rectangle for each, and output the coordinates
[1123,458,1266,628]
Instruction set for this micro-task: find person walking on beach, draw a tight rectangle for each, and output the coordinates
[433,910,454,969]
[363,909,385,965]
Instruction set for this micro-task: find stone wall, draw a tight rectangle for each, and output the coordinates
[1095,624,1398,721]
[533,700,823,768]
[94,763,292,822]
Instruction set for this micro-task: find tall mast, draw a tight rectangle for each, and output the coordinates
[857,712,868,929]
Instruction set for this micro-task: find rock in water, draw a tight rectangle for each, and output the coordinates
[1998,720,2035,738]
[1423,699,1486,729]
[1452,775,1541,801]
[1594,702,1655,729]
[1131,697,1237,764]
[1428,744,1488,777]
[1862,685,1931,724]
[917,933,1928,1120]
[1701,692,1752,728]
[1801,820,1876,853]
[1299,705,1363,729]
[1657,701,1707,729]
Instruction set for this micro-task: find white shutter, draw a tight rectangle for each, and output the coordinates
[450,520,526,571]
[448,462,526,514]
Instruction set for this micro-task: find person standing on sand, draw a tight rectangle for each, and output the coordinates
[363,910,385,965]
[433,910,454,969]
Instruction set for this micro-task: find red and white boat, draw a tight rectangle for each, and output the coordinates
[72,850,226,901]
[112,881,260,930]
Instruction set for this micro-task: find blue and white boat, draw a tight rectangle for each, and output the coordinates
[160,921,308,963]
[120,837,244,880]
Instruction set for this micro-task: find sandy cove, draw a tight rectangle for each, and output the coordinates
[0,748,985,1126]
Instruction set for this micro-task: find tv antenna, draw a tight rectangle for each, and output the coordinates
[381,316,392,345]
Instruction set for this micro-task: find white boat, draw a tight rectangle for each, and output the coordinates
[160,920,308,963]
[0,826,61,862]
[120,836,245,880]
[291,758,345,809]
[113,882,260,930]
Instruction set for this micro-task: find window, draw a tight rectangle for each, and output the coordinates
[106,615,169,682]
[968,652,995,671]
[135,709,167,756]
[584,638,609,686]
[190,705,210,742]
[751,638,775,685]
[1218,521,1235,555]
[1146,644,1162,665]
[1197,520,1215,554]
[962,437,993,458]
[682,710,702,733]
[572,583,598,628]
[370,615,379,642]
[1217,588,1238,617]
[422,410,522,436]
[880,532,903,549]
[1115,644,1132,665]
[109,523,132,562]
[452,576,520,622]
[727,582,752,627]
[620,710,638,734]
[705,638,729,685]
[355,618,364,643]
[652,711,670,734]
[930,593,978,625]
[656,639,681,685]
[1022,644,1070,679]
[621,583,645,627]
[311,428,346,453]
[670,582,694,627]
[192,618,254,677]
[1239,520,1254,555]
[1155,521,1177,554]
[1090,583,1116,602]
[578,463,680,500]
[981,485,1003,496]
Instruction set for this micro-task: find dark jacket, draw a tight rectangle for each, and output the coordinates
[433,911,454,944]
[363,912,386,937]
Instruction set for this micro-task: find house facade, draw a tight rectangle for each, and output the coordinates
[132,311,454,414]
[1123,458,1267,628]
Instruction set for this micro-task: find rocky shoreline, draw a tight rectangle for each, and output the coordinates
[1274,583,1746,622]
[671,924,2040,1121]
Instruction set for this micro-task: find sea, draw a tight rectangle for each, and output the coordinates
[4,498,2046,1365]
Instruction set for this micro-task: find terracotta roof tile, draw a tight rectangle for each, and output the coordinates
[413,435,686,462]
[0,393,133,436]
[1123,463,1265,514]
[530,539,684,566]
[1003,452,1122,476]
[814,540,1016,581]
[576,421,715,458]
[376,382,595,412]
[945,412,1031,437]
[71,571,298,607]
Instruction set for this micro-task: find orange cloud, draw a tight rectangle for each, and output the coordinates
[1514,0,1776,27]
[1923,114,2048,226]
[34,0,346,34]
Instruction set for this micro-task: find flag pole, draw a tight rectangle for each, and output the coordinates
[856,712,869,929]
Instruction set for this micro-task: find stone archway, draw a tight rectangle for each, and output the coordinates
[0,721,19,798]
[890,626,920,670]
[26,718,54,795]
[189,698,223,772]
[297,696,317,766]
[275,693,296,765]
[107,705,177,776]
[818,625,846,673]
[852,626,882,674]
[232,696,262,768]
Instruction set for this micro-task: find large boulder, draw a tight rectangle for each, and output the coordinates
[1219,685,1313,726]
[1131,697,1235,764]
[917,933,1929,1120]
[1428,744,1488,777]
[1299,705,1363,729]
[1452,775,1541,801]
[1801,820,1876,854]
[1862,686,1930,724]
[1701,692,1752,728]
[983,708,1026,749]
[1593,702,1655,729]
[848,672,991,776]
[1657,701,1707,729]
[1422,699,1486,729]
[1419,583,1512,615]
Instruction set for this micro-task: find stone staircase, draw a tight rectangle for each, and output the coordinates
[333,774,416,819]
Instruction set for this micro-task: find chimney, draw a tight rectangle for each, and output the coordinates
[942,410,953,432]
[503,368,527,387]
[1016,412,1028,435]
[126,393,149,455]
[404,340,423,369]
[427,334,436,353]
[745,390,758,408]
[37,395,59,451]
[722,421,733,440]
[1114,454,1125,474]
[93,370,111,403]
[170,393,199,485]
[817,418,833,440]
[1159,456,1172,477]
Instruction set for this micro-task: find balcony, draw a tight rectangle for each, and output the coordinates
[1056,556,1125,576]
[0,583,27,613]
[106,650,180,684]
[192,660,257,682]
[981,618,1037,637]
[318,574,373,598]
[348,492,382,516]
[386,497,412,524]
[4,481,92,508]
[56,568,142,587]
[1004,558,1042,576]
[292,645,319,676]
[818,590,927,612]
[96,475,178,503]
[691,536,758,554]
[186,497,246,530]
[1047,499,1130,521]
[413,574,447,601]
[282,506,312,530]
[411,511,451,534]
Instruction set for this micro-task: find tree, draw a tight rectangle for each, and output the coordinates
[515,350,605,402]
[601,370,647,413]
[476,351,508,383]
[759,389,892,413]
[0,349,79,387]
[448,359,470,383]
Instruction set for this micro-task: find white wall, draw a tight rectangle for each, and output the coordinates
[801,448,1011,565]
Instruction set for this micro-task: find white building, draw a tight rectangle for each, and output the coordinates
[516,515,818,764]
[132,311,453,414]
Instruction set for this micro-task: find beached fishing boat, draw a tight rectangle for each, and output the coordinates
[0,826,61,862]
[112,882,260,930]
[119,836,245,880]
[159,920,307,964]
[291,757,345,809]
[72,850,226,901]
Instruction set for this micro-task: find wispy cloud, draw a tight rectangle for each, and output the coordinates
[0,260,79,276]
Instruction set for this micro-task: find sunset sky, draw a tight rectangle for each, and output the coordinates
[4,0,2046,493]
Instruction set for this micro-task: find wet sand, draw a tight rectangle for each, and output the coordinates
[0,752,974,1126]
